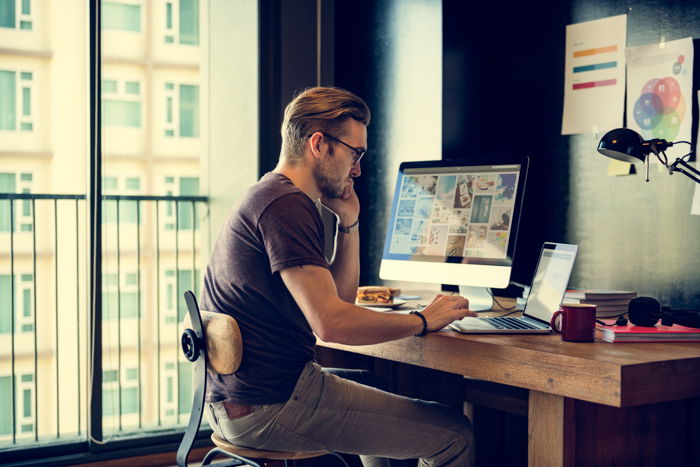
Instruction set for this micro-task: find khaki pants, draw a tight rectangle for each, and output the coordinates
[206,362,474,467]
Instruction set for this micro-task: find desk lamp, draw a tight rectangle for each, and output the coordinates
[597,128,700,184]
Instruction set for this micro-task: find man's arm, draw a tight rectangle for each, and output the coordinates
[280,264,474,345]
[328,223,359,303]
[321,189,361,303]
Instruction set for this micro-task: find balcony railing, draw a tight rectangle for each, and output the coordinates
[0,192,208,450]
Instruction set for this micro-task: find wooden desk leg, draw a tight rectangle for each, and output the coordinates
[528,391,574,467]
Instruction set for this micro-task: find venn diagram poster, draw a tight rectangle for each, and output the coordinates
[626,38,694,163]
[561,15,627,135]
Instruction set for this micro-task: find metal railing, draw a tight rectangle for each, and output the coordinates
[0,193,208,449]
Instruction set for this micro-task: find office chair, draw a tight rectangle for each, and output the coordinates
[176,290,350,467]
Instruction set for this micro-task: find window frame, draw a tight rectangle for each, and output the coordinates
[101,269,140,320]
[0,273,30,335]
[0,69,33,132]
[163,81,199,138]
[101,174,142,224]
[102,0,142,33]
[163,0,199,46]
[0,172,33,232]
[0,0,33,30]
[18,71,33,131]
[17,373,35,435]
[102,77,143,128]
[163,175,199,230]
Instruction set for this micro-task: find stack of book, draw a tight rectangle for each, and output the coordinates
[562,289,637,318]
[596,320,700,343]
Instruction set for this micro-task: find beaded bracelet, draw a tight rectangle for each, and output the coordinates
[409,310,428,337]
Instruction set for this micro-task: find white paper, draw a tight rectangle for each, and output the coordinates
[626,38,694,163]
[562,15,627,135]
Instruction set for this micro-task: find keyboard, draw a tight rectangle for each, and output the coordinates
[481,317,544,330]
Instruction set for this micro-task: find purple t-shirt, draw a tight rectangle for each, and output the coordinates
[200,172,329,404]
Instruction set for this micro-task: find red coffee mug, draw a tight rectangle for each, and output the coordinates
[550,304,596,342]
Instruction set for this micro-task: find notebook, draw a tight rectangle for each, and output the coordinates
[447,242,578,334]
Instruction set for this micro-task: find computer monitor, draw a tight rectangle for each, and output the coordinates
[379,156,529,308]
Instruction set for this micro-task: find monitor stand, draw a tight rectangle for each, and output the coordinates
[458,286,493,312]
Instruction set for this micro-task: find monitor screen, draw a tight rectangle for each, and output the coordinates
[379,156,529,288]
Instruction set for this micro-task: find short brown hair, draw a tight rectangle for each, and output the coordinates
[280,87,371,161]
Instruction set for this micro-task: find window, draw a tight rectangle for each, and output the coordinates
[0,373,35,438]
[0,275,10,334]
[164,82,199,138]
[163,176,199,230]
[0,0,250,457]
[177,177,199,230]
[102,175,141,224]
[0,173,14,232]
[102,271,139,320]
[102,78,142,128]
[102,367,140,418]
[0,70,33,132]
[0,0,32,30]
[0,274,34,334]
[0,172,33,232]
[18,374,34,434]
[161,362,192,418]
[163,268,199,324]
[0,376,10,435]
[102,0,141,32]
[164,0,198,45]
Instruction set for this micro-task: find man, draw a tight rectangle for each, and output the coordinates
[201,87,476,466]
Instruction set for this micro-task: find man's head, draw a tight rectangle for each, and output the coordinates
[280,87,371,163]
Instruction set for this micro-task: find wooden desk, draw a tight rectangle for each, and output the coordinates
[316,296,700,466]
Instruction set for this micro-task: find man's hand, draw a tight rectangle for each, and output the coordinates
[321,184,360,227]
[421,294,476,332]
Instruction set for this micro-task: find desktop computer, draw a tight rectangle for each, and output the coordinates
[379,156,529,310]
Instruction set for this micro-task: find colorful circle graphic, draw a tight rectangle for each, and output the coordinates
[633,77,684,140]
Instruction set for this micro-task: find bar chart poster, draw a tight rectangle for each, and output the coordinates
[626,38,694,163]
[561,14,626,135]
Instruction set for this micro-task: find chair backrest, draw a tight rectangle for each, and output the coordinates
[177,291,244,467]
[182,306,243,375]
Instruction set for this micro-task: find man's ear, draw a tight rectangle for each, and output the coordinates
[308,132,324,159]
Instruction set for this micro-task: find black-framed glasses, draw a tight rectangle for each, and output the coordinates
[321,132,366,166]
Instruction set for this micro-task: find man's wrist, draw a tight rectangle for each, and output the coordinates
[409,311,428,337]
[338,218,359,234]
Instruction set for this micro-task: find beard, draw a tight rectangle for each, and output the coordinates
[313,156,346,198]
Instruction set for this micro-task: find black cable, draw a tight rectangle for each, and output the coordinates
[485,287,517,311]
[595,311,628,327]
[428,288,518,312]
[670,141,693,161]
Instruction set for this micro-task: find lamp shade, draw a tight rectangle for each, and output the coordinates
[597,128,646,163]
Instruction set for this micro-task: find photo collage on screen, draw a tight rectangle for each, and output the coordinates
[389,171,518,259]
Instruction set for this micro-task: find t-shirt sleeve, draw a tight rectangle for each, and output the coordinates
[258,193,329,274]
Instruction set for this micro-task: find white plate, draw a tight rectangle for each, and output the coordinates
[355,300,407,309]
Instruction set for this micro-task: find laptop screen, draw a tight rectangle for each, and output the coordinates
[523,243,578,323]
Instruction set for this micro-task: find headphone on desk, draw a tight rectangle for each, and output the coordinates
[626,296,700,328]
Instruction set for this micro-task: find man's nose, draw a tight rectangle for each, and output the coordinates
[350,161,361,177]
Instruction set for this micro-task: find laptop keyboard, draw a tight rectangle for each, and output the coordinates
[483,317,543,330]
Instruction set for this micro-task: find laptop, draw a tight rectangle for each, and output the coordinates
[447,242,578,334]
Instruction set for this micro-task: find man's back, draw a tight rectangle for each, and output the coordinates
[201,172,328,404]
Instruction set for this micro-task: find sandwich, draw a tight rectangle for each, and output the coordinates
[356,286,401,305]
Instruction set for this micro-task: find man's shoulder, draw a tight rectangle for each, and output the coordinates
[244,173,314,215]
[248,172,298,200]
